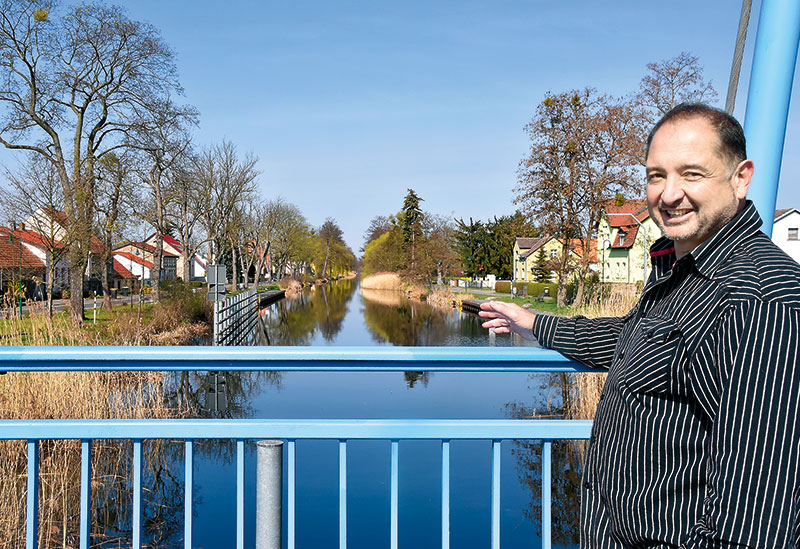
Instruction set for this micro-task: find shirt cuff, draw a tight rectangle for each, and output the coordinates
[532,314,560,348]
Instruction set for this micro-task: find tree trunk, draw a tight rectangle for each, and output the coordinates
[150,235,162,303]
[556,276,567,308]
[180,251,190,282]
[102,257,113,311]
[230,242,238,290]
[46,258,55,319]
[68,261,85,323]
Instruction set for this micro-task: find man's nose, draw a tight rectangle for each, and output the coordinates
[660,175,685,205]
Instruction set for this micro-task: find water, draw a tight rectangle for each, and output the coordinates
[138,279,583,548]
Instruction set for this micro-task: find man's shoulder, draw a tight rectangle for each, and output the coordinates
[715,232,800,306]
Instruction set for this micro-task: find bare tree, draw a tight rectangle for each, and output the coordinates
[0,1,185,323]
[515,89,646,306]
[95,151,136,311]
[192,141,259,266]
[637,52,718,116]
[127,99,197,302]
[1,154,66,317]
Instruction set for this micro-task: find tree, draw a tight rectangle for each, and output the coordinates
[128,99,197,302]
[95,151,135,311]
[1,155,67,317]
[0,1,185,323]
[515,89,646,306]
[637,52,718,117]
[400,189,424,272]
[362,228,404,276]
[317,218,344,279]
[418,213,458,284]
[192,141,259,266]
[452,218,487,279]
[533,247,551,283]
[362,215,393,252]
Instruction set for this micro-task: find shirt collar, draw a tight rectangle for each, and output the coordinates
[649,200,763,279]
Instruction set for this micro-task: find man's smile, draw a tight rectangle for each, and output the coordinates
[661,208,694,223]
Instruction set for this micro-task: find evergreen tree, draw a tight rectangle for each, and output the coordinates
[533,247,551,282]
[401,189,424,271]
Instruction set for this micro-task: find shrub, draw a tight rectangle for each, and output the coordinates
[495,281,511,293]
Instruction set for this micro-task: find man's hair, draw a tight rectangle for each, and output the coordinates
[645,103,747,172]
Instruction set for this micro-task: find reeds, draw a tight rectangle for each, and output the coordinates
[564,285,641,420]
[360,272,403,291]
[0,290,207,547]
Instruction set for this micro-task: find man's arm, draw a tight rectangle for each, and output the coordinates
[479,301,625,370]
[683,300,800,548]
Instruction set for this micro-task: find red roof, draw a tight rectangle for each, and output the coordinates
[163,234,183,253]
[114,251,154,269]
[518,236,550,258]
[112,259,136,279]
[117,240,178,257]
[604,199,649,227]
[0,237,45,268]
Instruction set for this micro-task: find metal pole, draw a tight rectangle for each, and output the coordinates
[256,440,283,549]
[743,0,800,236]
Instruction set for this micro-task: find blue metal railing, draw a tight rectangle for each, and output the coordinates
[0,346,593,549]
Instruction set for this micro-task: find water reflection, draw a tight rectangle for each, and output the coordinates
[259,278,357,345]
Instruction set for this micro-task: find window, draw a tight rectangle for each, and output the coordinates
[789,228,798,241]
[618,231,627,246]
[550,249,557,259]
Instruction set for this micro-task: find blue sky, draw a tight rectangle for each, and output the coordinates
[3,1,799,252]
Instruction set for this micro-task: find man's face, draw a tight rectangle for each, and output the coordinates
[645,117,751,257]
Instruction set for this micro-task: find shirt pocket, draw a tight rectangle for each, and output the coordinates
[622,316,686,396]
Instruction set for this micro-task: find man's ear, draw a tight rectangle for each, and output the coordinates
[732,159,754,200]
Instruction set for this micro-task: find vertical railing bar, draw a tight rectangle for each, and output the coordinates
[237,440,245,549]
[339,440,347,549]
[26,440,38,549]
[491,440,501,549]
[185,440,193,549]
[441,440,450,549]
[80,439,91,549]
[390,440,399,549]
[288,440,296,549]
[133,439,142,549]
[542,440,552,549]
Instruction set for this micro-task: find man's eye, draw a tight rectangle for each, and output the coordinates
[646,174,663,184]
[684,172,703,180]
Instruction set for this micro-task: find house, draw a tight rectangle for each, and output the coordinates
[143,234,207,281]
[512,236,595,283]
[0,229,46,293]
[597,199,661,284]
[773,208,800,265]
[113,240,178,282]
[113,250,153,282]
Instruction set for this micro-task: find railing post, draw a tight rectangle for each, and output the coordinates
[256,440,284,549]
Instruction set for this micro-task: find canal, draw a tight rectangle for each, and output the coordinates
[150,278,583,548]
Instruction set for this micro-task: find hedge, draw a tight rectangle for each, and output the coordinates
[494,280,557,297]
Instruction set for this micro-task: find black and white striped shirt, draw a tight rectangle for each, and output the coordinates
[533,201,800,548]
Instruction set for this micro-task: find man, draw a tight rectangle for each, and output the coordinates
[481,103,800,548]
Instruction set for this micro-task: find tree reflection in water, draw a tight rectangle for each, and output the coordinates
[506,395,586,547]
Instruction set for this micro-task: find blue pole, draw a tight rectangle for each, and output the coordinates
[743,0,800,236]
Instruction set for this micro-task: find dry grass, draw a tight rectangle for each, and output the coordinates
[0,371,187,547]
[0,292,208,547]
[360,272,403,291]
[563,285,640,420]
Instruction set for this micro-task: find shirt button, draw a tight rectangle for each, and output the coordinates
[599,393,605,401]
[583,482,592,490]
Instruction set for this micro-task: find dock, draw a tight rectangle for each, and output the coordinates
[258,289,286,307]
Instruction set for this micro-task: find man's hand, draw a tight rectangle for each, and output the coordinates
[478,301,537,341]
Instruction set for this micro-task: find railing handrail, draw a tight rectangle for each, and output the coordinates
[0,418,594,440]
[0,345,592,372]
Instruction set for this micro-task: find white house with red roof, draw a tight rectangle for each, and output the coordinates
[143,233,207,281]
[597,199,660,284]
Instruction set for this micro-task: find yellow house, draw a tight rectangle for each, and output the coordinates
[513,236,590,283]
[597,199,660,284]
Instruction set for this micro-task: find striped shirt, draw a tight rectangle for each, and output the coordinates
[533,201,800,548]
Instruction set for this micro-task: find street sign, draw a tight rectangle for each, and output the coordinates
[206,265,227,301]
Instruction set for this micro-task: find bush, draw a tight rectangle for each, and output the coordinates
[158,279,208,323]
[495,281,511,293]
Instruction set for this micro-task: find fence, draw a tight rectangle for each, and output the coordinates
[1,346,594,549]
[214,288,260,346]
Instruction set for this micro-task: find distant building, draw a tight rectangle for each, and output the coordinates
[597,199,660,284]
[512,236,595,283]
[773,208,800,265]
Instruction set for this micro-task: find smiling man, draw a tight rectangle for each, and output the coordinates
[481,103,800,548]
